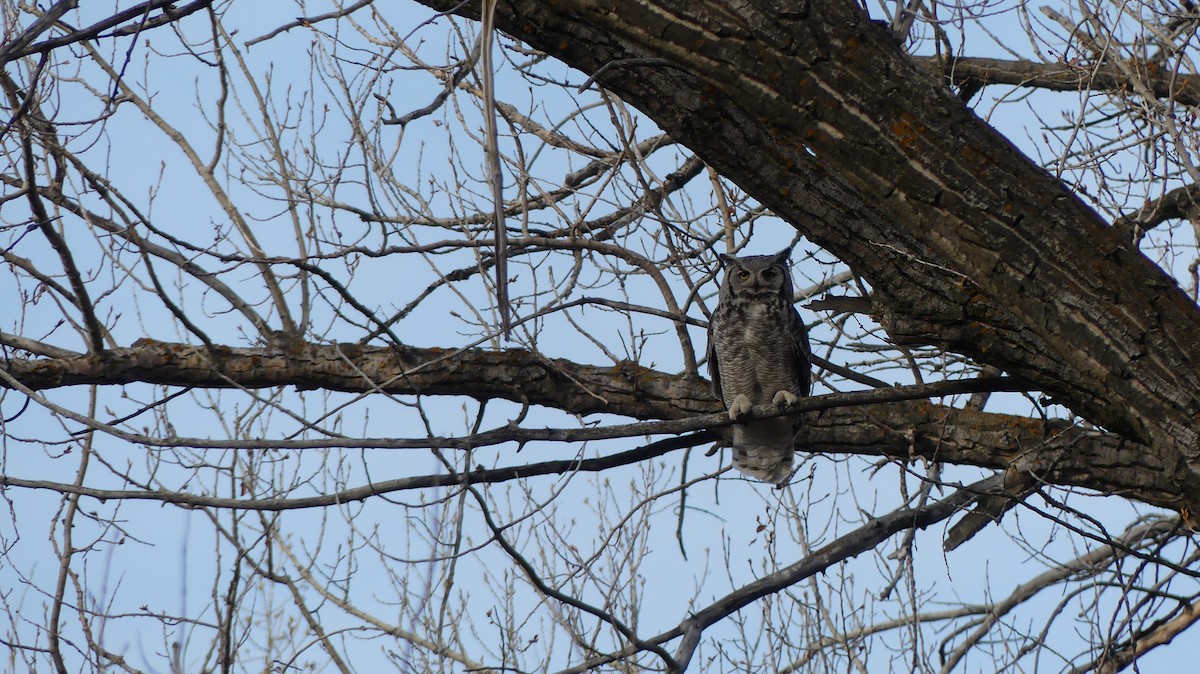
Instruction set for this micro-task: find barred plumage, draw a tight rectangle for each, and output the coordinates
[707,249,812,483]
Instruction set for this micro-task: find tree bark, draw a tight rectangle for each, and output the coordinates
[417,0,1200,507]
[0,339,1183,511]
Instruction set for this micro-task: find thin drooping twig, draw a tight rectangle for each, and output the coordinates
[479,0,510,338]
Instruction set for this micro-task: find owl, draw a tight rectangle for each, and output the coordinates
[707,249,812,483]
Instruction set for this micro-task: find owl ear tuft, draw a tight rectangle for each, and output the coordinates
[717,253,735,267]
[773,247,794,264]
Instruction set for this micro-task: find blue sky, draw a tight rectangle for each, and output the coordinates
[2,1,1198,672]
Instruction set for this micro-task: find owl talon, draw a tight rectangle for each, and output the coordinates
[772,390,799,410]
[728,394,753,421]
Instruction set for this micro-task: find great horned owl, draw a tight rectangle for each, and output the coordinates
[707,249,812,483]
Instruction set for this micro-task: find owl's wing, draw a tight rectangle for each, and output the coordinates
[706,319,722,401]
[789,305,813,396]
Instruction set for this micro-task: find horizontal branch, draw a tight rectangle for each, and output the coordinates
[0,338,715,419]
[1,339,1187,511]
[1,356,1027,449]
[915,55,1200,107]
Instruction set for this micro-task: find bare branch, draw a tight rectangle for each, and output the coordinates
[560,475,1003,674]
[915,55,1200,107]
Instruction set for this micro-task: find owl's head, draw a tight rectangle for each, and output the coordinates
[717,248,795,300]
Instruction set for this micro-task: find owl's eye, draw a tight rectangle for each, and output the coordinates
[763,269,777,279]
[737,270,750,280]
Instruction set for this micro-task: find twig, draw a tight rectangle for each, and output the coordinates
[558,474,1004,674]
[479,0,510,338]
[245,0,375,47]
[0,431,718,511]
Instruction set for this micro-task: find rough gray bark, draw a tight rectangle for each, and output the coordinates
[416,0,1200,509]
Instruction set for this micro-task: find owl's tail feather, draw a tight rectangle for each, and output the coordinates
[731,418,798,484]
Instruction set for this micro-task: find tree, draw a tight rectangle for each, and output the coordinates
[3,0,1200,671]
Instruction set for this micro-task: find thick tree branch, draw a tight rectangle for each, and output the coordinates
[0,339,1187,511]
[0,338,715,418]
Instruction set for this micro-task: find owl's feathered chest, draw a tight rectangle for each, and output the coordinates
[709,291,808,404]
[716,296,792,347]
